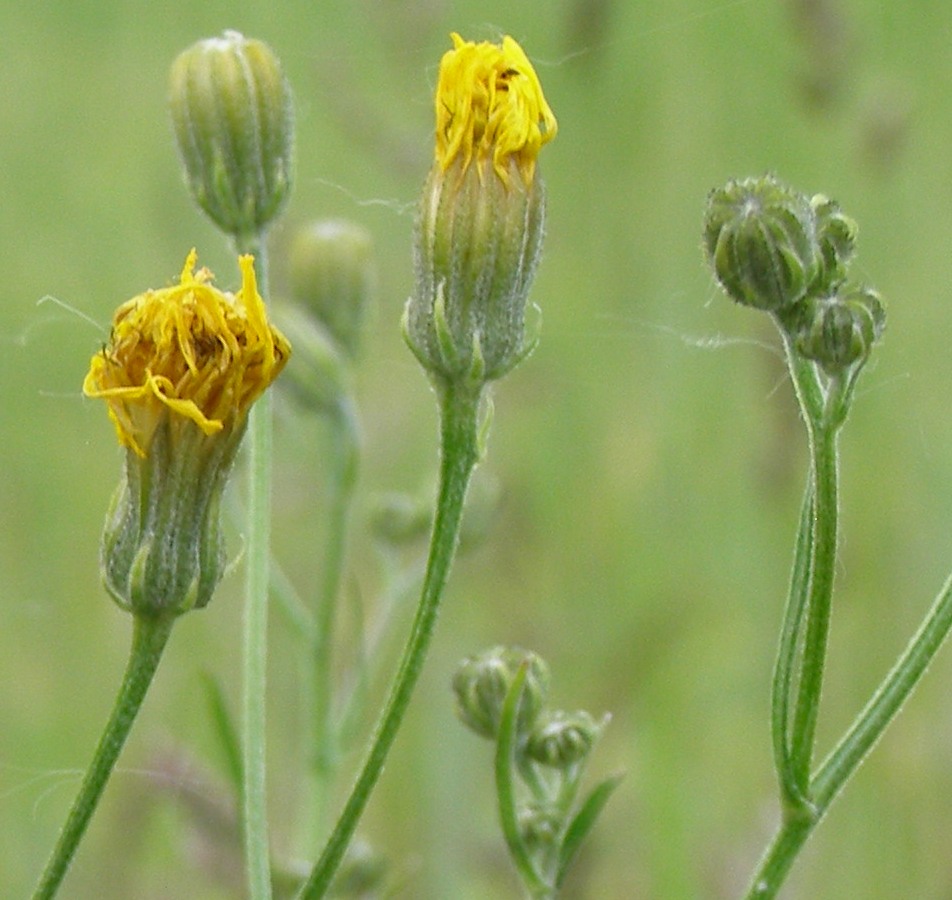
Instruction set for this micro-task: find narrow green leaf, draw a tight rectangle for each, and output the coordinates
[201,671,243,797]
[556,773,623,888]
[495,662,549,896]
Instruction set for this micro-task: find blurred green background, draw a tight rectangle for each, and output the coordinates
[5,1,952,897]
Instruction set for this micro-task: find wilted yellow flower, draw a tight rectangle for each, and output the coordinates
[84,249,290,457]
[84,250,289,616]
[434,32,557,185]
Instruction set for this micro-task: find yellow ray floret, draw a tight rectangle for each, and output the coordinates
[84,249,290,456]
[435,32,557,184]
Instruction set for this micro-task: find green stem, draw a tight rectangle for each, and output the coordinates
[32,614,175,900]
[770,486,814,812]
[812,569,952,806]
[743,817,814,900]
[745,571,952,899]
[237,237,274,900]
[308,400,359,835]
[296,379,482,899]
[782,336,841,797]
[495,664,552,899]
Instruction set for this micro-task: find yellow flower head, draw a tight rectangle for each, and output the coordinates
[434,32,557,185]
[84,250,290,456]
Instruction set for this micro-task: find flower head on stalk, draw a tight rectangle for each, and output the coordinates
[84,250,290,617]
[405,33,557,388]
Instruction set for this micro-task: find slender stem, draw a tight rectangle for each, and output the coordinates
[32,614,175,900]
[781,337,841,796]
[746,570,952,899]
[743,817,814,900]
[308,400,359,836]
[770,486,814,812]
[237,238,274,900]
[296,379,481,899]
[812,569,952,806]
[495,664,552,899]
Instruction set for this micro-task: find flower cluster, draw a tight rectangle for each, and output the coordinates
[703,175,884,375]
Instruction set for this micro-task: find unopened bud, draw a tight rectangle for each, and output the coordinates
[704,175,820,313]
[169,31,294,241]
[452,646,549,741]
[793,284,885,374]
[526,710,601,769]
[287,219,375,359]
[811,194,858,289]
[518,802,561,856]
[367,491,431,547]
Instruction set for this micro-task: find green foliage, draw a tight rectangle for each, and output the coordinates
[5,2,952,898]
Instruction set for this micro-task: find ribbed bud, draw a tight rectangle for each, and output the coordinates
[811,193,858,289]
[526,710,600,769]
[405,160,546,386]
[287,219,375,359]
[704,175,820,312]
[518,803,561,857]
[793,285,886,374]
[100,418,240,617]
[452,646,549,741]
[169,31,294,240]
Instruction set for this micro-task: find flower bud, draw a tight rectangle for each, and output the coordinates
[704,175,820,313]
[404,33,556,387]
[452,645,549,741]
[84,250,290,616]
[518,802,561,857]
[793,284,885,375]
[811,193,858,289]
[526,710,601,769]
[367,491,432,547]
[169,31,294,241]
[287,219,375,359]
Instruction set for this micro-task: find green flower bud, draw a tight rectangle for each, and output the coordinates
[169,30,294,241]
[793,284,886,375]
[811,193,858,288]
[704,175,820,313]
[526,710,601,769]
[367,491,432,547]
[287,219,375,359]
[452,646,549,741]
[405,158,546,387]
[403,33,556,388]
[518,802,561,857]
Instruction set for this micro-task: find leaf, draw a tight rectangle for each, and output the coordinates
[201,671,243,797]
[556,772,624,888]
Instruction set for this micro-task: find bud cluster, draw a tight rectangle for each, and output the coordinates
[703,175,885,376]
[452,645,615,894]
